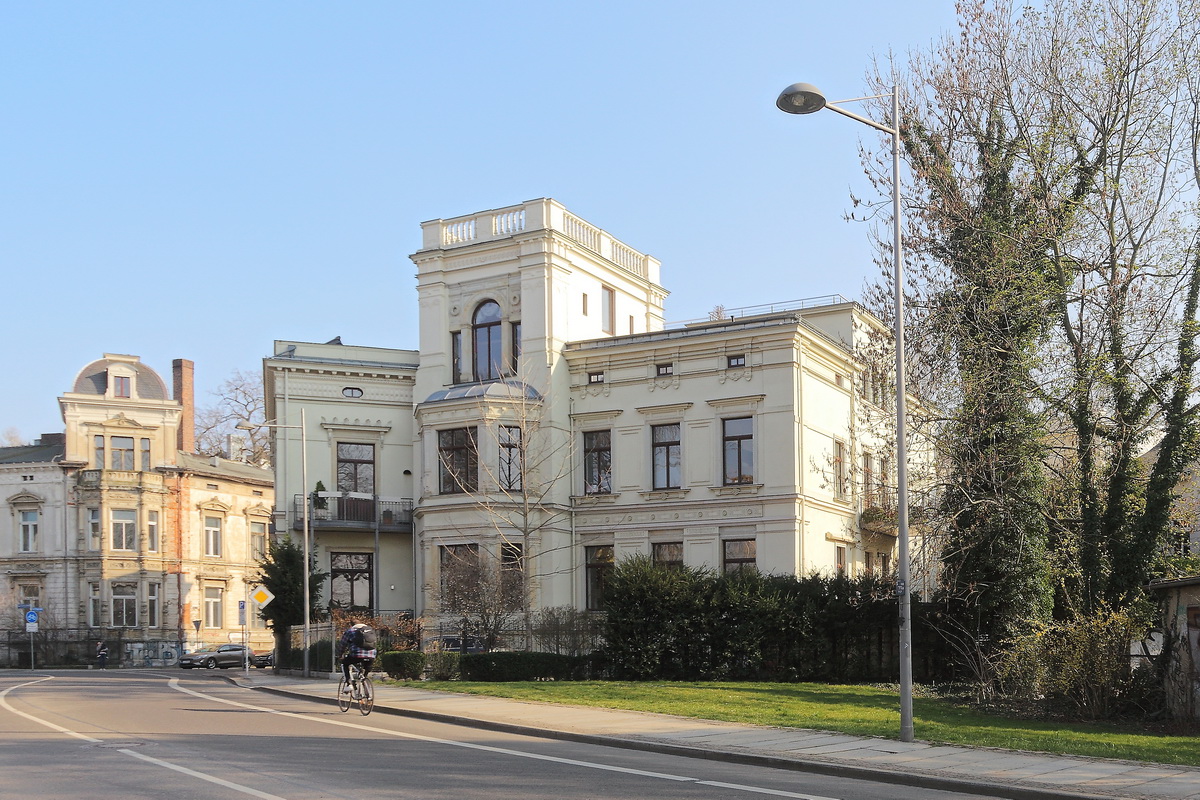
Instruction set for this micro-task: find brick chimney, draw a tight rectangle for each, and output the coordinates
[173,358,195,453]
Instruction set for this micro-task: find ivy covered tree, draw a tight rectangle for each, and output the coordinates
[256,536,326,660]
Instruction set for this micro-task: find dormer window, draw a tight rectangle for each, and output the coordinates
[113,375,131,398]
[473,300,503,381]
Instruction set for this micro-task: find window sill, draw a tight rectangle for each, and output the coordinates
[640,488,689,501]
[712,483,763,497]
[573,493,620,505]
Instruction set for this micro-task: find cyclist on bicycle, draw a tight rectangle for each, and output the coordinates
[337,622,376,692]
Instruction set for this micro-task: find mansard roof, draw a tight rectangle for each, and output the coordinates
[0,442,65,464]
[421,380,542,405]
[71,355,168,400]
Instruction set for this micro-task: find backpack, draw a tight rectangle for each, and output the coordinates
[354,625,377,649]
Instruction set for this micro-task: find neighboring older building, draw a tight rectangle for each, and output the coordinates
[262,198,925,629]
[0,354,273,667]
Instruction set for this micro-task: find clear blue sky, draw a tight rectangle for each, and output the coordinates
[2,1,957,442]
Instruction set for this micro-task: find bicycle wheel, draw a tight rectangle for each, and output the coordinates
[357,674,374,715]
[336,675,351,713]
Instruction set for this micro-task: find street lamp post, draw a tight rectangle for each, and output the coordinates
[239,407,311,678]
[777,82,914,742]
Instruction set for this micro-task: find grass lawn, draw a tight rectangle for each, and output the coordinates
[398,680,1200,767]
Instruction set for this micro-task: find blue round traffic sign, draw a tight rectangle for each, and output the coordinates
[25,611,38,623]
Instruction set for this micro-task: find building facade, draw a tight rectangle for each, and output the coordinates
[0,354,274,667]
[263,198,917,630]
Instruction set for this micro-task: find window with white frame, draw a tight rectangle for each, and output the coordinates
[147,582,160,627]
[88,507,101,550]
[204,585,223,628]
[250,521,267,562]
[147,510,159,552]
[88,582,101,627]
[19,510,38,552]
[111,509,136,551]
[111,436,135,470]
[204,516,222,557]
[111,582,137,627]
[833,440,848,499]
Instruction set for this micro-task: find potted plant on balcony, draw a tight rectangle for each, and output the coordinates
[311,480,328,510]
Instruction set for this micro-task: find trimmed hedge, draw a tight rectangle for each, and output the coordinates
[380,650,425,680]
[460,651,574,681]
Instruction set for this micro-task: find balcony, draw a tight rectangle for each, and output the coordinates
[291,494,413,533]
[860,504,899,535]
[77,469,164,490]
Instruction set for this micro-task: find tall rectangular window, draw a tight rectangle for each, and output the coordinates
[450,330,463,384]
[439,543,479,610]
[330,552,374,611]
[601,286,615,334]
[111,436,134,470]
[111,583,137,627]
[723,539,757,573]
[88,582,101,627]
[500,542,524,609]
[204,585,223,628]
[88,508,101,550]
[510,321,521,372]
[336,443,375,493]
[651,423,682,489]
[111,509,136,551]
[862,453,876,506]
[204,516,222,557]
[147,582,160,627]
[147,510,159,552]
[583,430,612,495]
[722,417,754,485]
[94,436,105,469]
[835,545,847,575]
[250,521,267,562]
[586,545,614,610]
[140,438,151,471]
[113,375,131,397]
[19,510,38,552]
[833,440,847,499]
[438,428,478,493]
[652,542,684,570]
[499,425,522,491]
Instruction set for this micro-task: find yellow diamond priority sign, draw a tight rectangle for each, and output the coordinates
[251,587,275,608]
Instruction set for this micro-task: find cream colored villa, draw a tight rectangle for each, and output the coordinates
[262,199,917,625]
[0,355,274,667]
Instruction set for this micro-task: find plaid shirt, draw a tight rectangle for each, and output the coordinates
[337,627,376,660]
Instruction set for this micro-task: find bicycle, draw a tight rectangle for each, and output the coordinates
[337,661,374,716]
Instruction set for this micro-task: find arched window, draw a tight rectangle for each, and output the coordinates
[473,300,503,381]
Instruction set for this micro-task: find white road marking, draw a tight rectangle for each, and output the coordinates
[170,679,843,800]
[0,676,287,800]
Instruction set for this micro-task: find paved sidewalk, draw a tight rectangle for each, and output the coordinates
[228,671,1200,800]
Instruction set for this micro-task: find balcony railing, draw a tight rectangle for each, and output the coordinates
[291,494,413,531]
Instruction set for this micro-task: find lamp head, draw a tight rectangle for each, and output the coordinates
[234,421,256,431]
[776,83,827,115]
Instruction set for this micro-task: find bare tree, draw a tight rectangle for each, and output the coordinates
[432,378,575,649]
[194,369,270,464]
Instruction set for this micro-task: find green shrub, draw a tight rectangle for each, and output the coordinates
[380,650,425,680]
[426,650,460,680]
[997,603,1157,718]
[460,651,573,681]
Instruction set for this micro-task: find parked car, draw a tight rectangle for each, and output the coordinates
[179,644,253,669]
[426,635,487,654]
[251,650,274,669]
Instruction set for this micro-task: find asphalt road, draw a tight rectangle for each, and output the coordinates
[1,671,1000,800]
